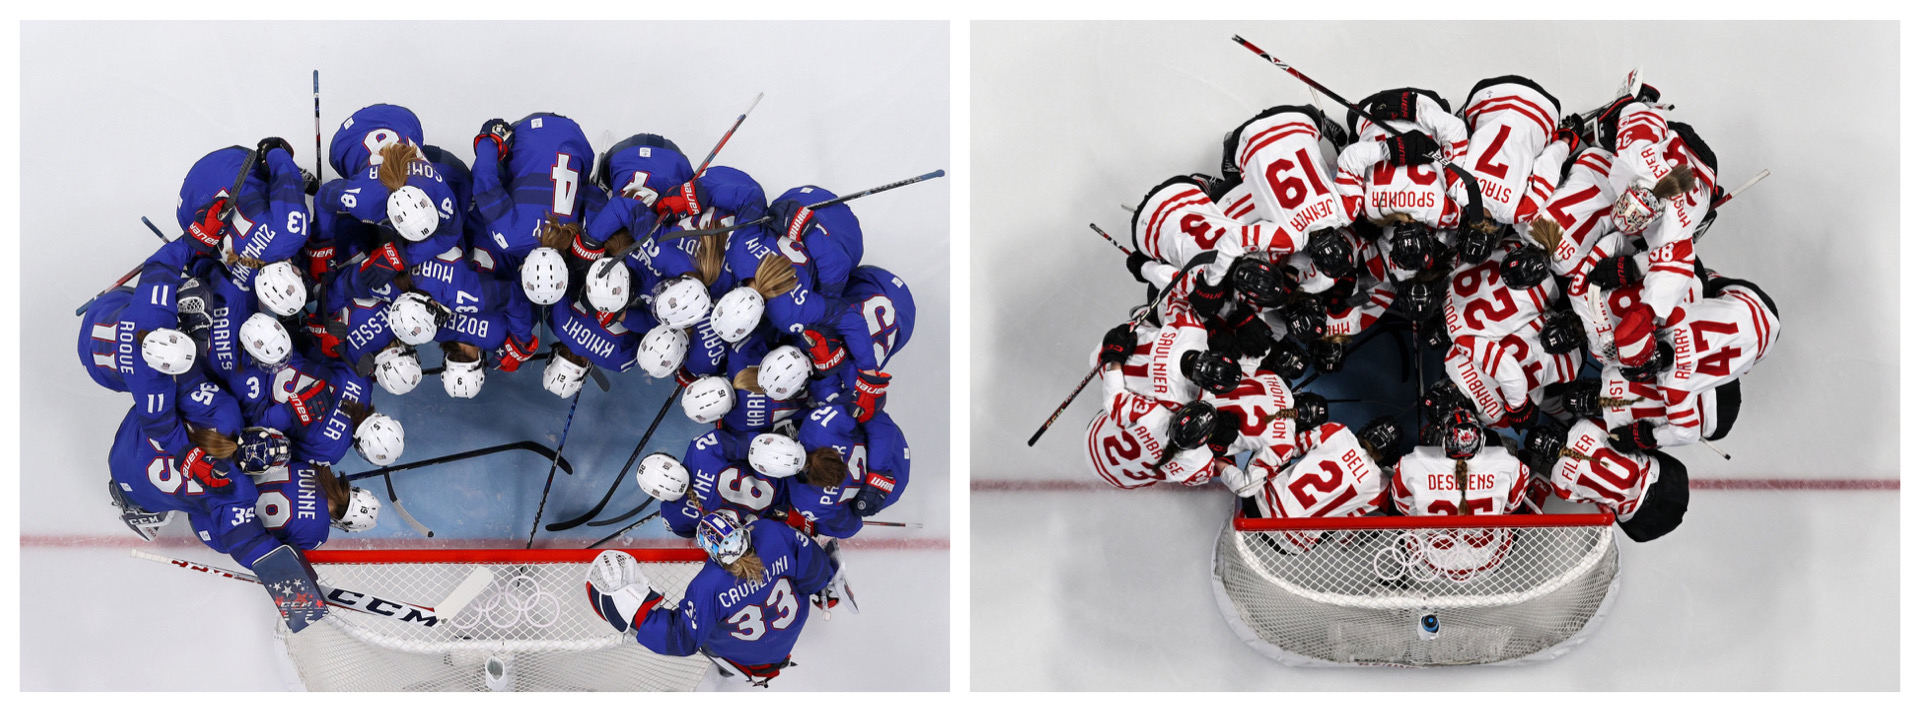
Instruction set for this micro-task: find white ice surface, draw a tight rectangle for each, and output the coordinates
[21,20,949,691]
[969,21,1898,690]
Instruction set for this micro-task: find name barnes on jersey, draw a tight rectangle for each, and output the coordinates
[715,553,792,609]
[210,305,237,372]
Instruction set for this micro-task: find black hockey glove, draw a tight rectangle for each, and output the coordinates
[1385,131,1440,166]
[849,472,897,517]
[1098,323,1134,367]
[1126,251,1153,285]
[1589,255,1642,291]
[1610,421,1659,453]
[1506,399,1540,430]
[1232,316,1274,361]
[475,118,512,160]
[769,199,817,240]
[256,136,295,159]
[1373,90,1424,123]
[1189,275,1229,317]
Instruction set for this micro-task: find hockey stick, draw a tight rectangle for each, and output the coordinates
[78,150,258,316]
[141,216,169,241]
[598,169,947,277]
[585,509,665,549]
[383,470,434,538]
[132,549,493,627]
[694,92,764,177]
[421,349,552,376]
[340,440,575,483]
[525,389,585,548]
[587,496,658,528]
[860,520,923,528]
[547,383,685,531]
[1026,250,1217,446]
[74,218,180,316]
[1710,169,1769,210]
[1088,223,1135,257]
[1232,36,1420,142]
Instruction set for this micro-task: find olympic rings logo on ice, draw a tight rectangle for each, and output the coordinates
[1370,529,1510,585]
[449,574,560,630]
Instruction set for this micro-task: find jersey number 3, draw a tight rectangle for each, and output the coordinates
[726,578,798,641]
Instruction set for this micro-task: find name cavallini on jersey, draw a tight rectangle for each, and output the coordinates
[716,554,792,608]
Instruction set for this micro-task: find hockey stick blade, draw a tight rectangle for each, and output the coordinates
[341,440,573,483]
[586,510,665,549]
[548,383,683,531]
[432,567,495,620]
[134,550,456,628]
[586,497,656,528]
[385,471,434,537]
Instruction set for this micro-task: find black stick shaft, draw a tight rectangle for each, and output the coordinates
[341,441,572,483]
[1230,35,1411,140]
[141,217,168,241]
[1088,223,1134,257]
[526,390,584,548]
[546,383,684,531]
[586,511,664,550]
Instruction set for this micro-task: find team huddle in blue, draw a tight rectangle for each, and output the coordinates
[84,103,920,683]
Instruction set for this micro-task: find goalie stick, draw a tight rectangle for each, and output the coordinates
[547,383,685,531]
[77,150,259,315]
[131,549,493,628]
[598,169,947,278]
[525,389,584,547]
[1026,249,1218,446]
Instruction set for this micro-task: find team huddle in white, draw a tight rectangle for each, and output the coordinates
[1084,70,1779,545]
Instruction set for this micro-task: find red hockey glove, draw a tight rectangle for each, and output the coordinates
[1610,421,1658,453]
[181,447,236,494]
[849,472,896,517]
[1385,131,1440,166]
[474,118,512,161]
[187,197,231,253]
[1613,304,1658,368]
[769,199,817,242]
[494,333,540,373]
[852,370,891,422]
[358,240,408,291]
[303,243,337,286]
[568,232,605,262]
[654,180,708,221]
[783,508,817,537]
[802,329,848,371]
[674,366,699,388]
[304,314,343,360]
[1552,127,1581,152]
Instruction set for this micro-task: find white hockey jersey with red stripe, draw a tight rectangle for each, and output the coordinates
[1566,232,1704,364]
[1133,179,1299,265]
[1542,147,1621,274]
[1657,282,1779,397]
[1245,423,1388,552]
[1335,94,1472,228]
[1442,241,1560,342]
[1102,312,1211,407]
[1217,180,1259,222]
[1389,446,1532,579]
[1201,370,1299,460]
[1230,108,1353,235]
[1610,102,1719,251]
[1082,407,1216,490]
[1594,365,1712,449]
[1547,418,1662,521]
[1461,80,1570,226]
[1444,322,1581,427]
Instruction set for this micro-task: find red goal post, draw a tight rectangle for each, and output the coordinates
[281,547,712,691]
[1212,510,1622,667]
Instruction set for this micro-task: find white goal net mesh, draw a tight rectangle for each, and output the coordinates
[1212,512,1620,667]
[276,549,711,691]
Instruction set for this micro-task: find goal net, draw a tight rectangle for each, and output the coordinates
[1211,511,1620,667]
[276,548,712,691]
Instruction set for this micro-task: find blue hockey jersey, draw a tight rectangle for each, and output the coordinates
[546,299,642,372]
[472,113,603,263]
[254,463,332,552]
[663,429,785,538]
[633,518,837,668]
[109,403,279,570]
[175,146,313,289]
[786,404,865,538]
[833,266,916,374]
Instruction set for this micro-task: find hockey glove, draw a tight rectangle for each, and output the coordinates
[256,136,294,159]
[1233,316,1275,361]
[303,243,336,285]
[769,199,817,242]
[802,329,848,371]
[494,333,540,373]
[1189,275,1229,318]
[585,579,664,636]
[358,240,408,292]
[569,232,606,262]
[1373,90,1424,123]
[654,180,709,222]
[1098,323,1135,367]
[850,472,897,518]
[782,508,818,537]
[852,371,891,423]
[187,197,231,253]
[1505,399,1540,430]
[304,314,343,360]
[1589,254,1642,291]
[180,447,236,494]
[1610,421,1658,453]
[1385,131,1440,166]
[474,118,512,161]
[275,368,333,427]
[674,366,700,388]
[1125,251,1153,285]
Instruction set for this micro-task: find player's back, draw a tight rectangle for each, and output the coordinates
[1391,446,1529,517]
[682,519,832,667]
[254,464,331,551]
[1460,76,1561,224]
[1443,244,1557,342]
[1229,105,1345,234]
[330,104,425,178]
[834,266,915,373]
[505,113,595,223]
[1547,419,1659,519]
[1661,281,1779,395]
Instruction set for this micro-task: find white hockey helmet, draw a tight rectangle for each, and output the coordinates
[543,353,590,399]
[584,257,632,313]
[748,433,806,479]
[253,262,308,317]
[238,313,292,368]
[387,292,440,346]
[635,453,690,502]
[650,276,712,329]
[757,346,810,401]
[372,344,423,395]
[520,247,570,306]
[708,286,766,344]
[1611,184,1661,235]
[386,185,439,242]
[332,486,382,532]
[680,376,735,424]
[442,354,485,399]
[637,325,690,379]
[353,412,405,467]
[140,328,196,375]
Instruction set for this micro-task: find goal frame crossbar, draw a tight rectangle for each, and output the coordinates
[1232,511,1614,532]
[305,547,707,565]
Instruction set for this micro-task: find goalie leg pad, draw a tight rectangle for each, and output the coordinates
[1618,450,1690,543]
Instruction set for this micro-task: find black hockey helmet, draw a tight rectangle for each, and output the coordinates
[1399,278,1443,321]
[1292,392,1330,429]
[1621,339,1674,383]
[1260,338,1309,381]
[1523,417,1572,474]
[1309,338,1346,374]
[1457,223,1501,264]
[1387,222,1440,273]
[1422,380,1473,426]
[1167,400,1220,453]
[1278,296,1327,341]
[1306,228,1355,278]
[1499,243,1551,290]
[1180,350,1243,396]
[1442,410,1484,461]
[1229,255,1288,308]
[1539,310,1586,356]
[1358,415,1405,467]
[1557,378,1604,419]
